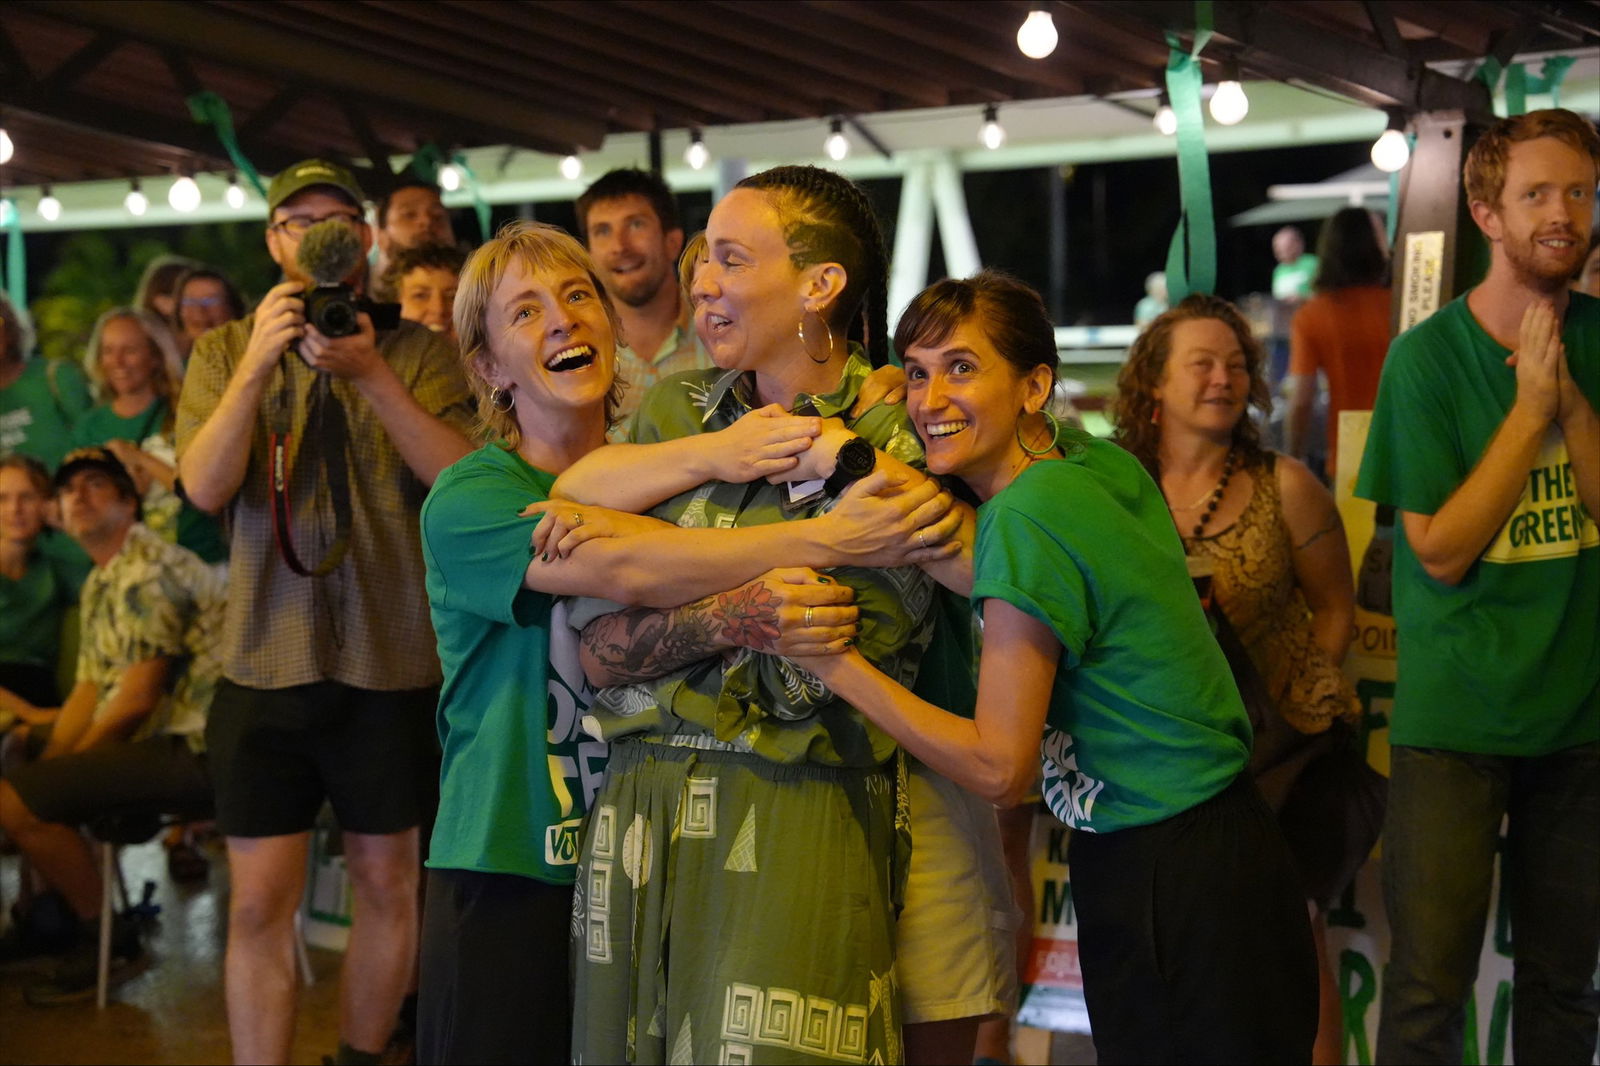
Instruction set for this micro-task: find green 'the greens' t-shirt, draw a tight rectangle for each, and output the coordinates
[1356,292,1600,755]
[0,358,93,471]
[421,444,606,882]
[972,438,1250,834]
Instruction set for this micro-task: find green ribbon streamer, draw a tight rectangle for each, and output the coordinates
[450,153,492,244]
[1476,55,1575,115]
[186,91,267,197]
[1506,63,1528,116]
[407,143,448,185]
[1162,7,1217,301]
[2,198,25,314]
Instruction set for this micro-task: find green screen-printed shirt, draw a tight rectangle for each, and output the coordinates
[578,351,936,769]
[422,444,606,882]
[972,438,1251,833]
[1356,292,1600,755]
[0,531,89,670]
[1,358,93,471]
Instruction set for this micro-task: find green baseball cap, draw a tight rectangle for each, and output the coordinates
[266,159,367,215]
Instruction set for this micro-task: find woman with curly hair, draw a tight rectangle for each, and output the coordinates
[1112,293,1361,1064]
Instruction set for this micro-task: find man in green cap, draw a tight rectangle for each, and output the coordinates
[176,159,474,1065]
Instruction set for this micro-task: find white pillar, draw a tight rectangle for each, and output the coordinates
[930,153,981,279]
[889,160,934,329]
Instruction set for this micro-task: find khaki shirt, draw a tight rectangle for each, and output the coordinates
[176,316,473,690]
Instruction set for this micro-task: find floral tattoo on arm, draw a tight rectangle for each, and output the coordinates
[579,582,784,686]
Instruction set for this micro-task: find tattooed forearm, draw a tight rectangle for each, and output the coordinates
[578,579,788,688]
[580,601,721,686]
[1295,514,1340,552]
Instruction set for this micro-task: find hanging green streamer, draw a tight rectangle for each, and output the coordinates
[187,91,268,197]
[408,143,448,186]
[1506,64,1528,116]
[1162,7,1217,301]
[2,199,26,314]
[1476,58,1506,117]
[450,153,492,244]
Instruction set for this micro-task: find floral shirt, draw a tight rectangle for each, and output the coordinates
[77,523,224,746]
[577,351,935,768]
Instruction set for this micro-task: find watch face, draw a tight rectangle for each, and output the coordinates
[839,437,875,477]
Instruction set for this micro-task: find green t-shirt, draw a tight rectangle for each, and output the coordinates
[0,531,89,670]
[421,444,606,882]
[0,358,93,471]
[72,399,228,565]
[1355,292,1600,755]
[972,438,1250,833]
[579,351,937,769]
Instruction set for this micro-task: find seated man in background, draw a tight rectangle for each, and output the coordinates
[0,446,222,1005]
[384,242,467,344]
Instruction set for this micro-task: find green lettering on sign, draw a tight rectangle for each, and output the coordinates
[1039,878,1074,927]
[1340,948,1377,1066]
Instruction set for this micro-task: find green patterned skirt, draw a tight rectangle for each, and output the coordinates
[572,738,902,1064]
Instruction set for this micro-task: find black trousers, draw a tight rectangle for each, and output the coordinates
[417,867,574,1065]
[1069,773,1319,1065]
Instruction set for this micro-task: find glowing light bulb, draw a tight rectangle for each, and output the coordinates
[980,106,1005,150]
[825,119,849,161]
[226,177,246,210]
[1209,80,1249,125]
[0,129,13,166]
[559,154,583,181]
[168,175,201,212]
[685,134,709,171]
[438,163,462,191]
[1016,9,1058,59]
[1370,127,1410,173]
[38,189,61,222]
[1154,104,1177,136]
[124,182,148,216]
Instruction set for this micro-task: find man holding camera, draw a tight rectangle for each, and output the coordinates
[176,159,472,1065]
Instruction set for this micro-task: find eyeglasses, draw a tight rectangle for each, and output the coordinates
[270,211,363,237]
[181,295,225,309]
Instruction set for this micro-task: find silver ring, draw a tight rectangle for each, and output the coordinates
[917,530,927,549]
[805,606,814,628]
[571,512,584,526]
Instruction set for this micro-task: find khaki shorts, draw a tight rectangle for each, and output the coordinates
[897,758,1021,1024]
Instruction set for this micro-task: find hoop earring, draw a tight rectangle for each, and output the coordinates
[797,311,835,365]
[489,385,515,413]
[1017,410,1061,456]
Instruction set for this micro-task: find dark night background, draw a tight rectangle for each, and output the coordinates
[20,138,1375,330]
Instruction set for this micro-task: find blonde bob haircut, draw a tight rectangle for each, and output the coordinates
[452,220,625,449]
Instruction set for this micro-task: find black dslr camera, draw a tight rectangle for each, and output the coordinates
[305,284,361,338]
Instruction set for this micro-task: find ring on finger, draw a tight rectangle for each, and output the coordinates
[571,512,584,526]
[805,606,814,628]
[917,530,927,549]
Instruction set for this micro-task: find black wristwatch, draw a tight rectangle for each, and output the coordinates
[824,435,876,496]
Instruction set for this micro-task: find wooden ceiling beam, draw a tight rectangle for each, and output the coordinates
[37,30,122,96]
[610,0,949,111]
[30,0,607,153]
[262,0,665,131]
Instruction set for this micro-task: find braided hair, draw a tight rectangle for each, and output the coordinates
[736,165,891,367]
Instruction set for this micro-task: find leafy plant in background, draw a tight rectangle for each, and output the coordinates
[31,222,276,365]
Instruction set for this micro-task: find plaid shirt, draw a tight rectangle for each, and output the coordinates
[176,316,473,690]
[610,311,711,428]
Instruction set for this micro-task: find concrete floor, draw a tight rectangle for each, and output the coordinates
[0,841,1094,1066]
[0,839,344,1066]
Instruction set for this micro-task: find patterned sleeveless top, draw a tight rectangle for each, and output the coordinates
[1183,453,1359,734]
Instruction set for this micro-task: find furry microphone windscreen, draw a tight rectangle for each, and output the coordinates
[297,220,364,287]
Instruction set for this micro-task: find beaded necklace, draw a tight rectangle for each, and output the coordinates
[1171,448,1236,538]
